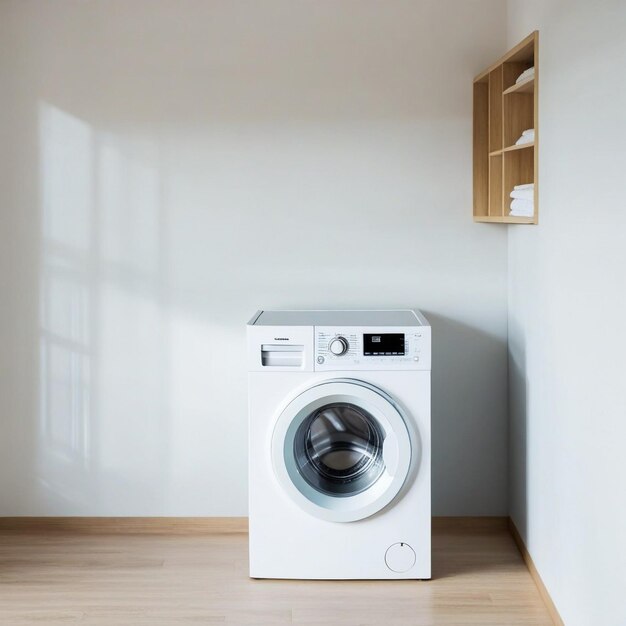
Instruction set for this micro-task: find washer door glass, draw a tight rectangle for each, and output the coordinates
[272,379,416,523]
[294,402,385,497]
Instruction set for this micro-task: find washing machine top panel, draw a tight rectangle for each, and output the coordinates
[247,310,431,372]
[249,309,427,328]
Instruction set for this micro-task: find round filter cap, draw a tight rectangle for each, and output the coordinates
[385,542,416,573]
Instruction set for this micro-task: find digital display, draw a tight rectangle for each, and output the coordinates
[363,333,405,356]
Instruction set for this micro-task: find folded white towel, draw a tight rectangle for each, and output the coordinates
[514,183,534,190]
[510,188,533,200]
[515,128,535,145]
[516,66,535,83]
[510,198,534,216]
[511,198,533,209]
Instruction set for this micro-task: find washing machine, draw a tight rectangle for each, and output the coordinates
[247,310,431,580]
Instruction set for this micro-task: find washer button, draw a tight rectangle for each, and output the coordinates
[317,356,325,364]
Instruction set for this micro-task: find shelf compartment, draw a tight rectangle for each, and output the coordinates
[502,61,534,92]
[503,148,536,223]
[503,91,534,149]
[504,148,534,194]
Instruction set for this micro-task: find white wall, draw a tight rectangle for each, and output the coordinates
[0,0,508,516]
[507,1,626,624]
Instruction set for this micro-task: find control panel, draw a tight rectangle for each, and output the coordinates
[314,326,430,371]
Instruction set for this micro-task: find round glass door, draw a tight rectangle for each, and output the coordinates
[272,379,415,522]
[294,402,385,497]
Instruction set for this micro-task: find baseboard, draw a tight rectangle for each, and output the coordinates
[432,516,508,531]
[0,516,248,535]
[508,518,565,626]
[0,515,507,535]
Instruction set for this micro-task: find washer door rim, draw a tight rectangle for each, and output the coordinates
[271,378,414,523]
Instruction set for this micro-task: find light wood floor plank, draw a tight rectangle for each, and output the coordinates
[0,526,554,625]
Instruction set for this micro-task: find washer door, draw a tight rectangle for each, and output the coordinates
[272,379,413,522]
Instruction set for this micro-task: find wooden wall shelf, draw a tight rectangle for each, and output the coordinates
[473,32,538,224]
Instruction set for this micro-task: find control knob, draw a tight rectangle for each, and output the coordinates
[329,336,349,356]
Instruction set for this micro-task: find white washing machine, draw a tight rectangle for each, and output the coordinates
[247,310,431,580]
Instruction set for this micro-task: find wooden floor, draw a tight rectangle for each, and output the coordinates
[0,524,553,625]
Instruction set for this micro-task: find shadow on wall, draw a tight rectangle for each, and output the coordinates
[37,102,172,513]
[507,314,528,539]
[422,311,508,516]
[30,101,510,515]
